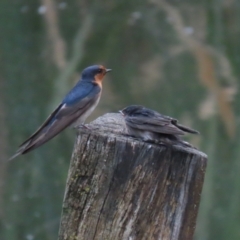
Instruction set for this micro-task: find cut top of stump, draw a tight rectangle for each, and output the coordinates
[80,113,207,158]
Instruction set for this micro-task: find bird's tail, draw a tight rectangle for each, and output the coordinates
[8,151,22,161]
[176,124,199,134]
[8,128,61,161]
[8,139,40,161]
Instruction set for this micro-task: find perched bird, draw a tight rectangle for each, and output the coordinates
[9,65,111,160]
[119,105,199,146]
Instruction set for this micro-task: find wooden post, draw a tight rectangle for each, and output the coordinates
[58,113,207,240]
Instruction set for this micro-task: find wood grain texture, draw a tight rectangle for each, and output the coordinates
[58,113,207,240]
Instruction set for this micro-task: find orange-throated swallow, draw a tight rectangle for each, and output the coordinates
[119,105,199,146]
[9,65,111,160]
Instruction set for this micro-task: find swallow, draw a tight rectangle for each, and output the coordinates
[119,105,199,146]
[9,65,111,160]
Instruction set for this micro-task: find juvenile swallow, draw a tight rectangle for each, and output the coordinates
[9,65,111,160]
[120,105,199,146]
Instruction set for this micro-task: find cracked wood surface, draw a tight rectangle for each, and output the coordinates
[58,113,207,240]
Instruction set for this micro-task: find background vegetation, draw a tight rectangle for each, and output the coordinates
[0,0,239,239]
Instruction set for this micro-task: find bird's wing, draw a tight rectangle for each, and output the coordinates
[142,110,199,134]
[125,116,186,135]
[9,84,101,160]
[174,122,199,134]
[150,114,199,134]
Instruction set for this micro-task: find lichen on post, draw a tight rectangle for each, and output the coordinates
[58,113,207,240]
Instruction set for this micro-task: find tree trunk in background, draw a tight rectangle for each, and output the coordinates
[58,113,207,240]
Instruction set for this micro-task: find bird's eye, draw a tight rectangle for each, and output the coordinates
[98,69,103,73]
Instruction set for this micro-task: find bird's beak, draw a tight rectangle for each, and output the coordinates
[106,69,112,73]
[119,110,124,116]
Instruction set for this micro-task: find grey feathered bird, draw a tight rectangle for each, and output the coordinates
[120,105,199,146]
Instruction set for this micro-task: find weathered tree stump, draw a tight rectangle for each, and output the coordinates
[58,113,207,240]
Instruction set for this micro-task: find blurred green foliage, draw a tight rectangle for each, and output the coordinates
[0,0,239,239]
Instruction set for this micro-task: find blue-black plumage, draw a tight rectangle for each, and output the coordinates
[9,65,111,160]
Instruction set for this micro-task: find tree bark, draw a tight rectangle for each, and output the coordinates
[58,113,207,240]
